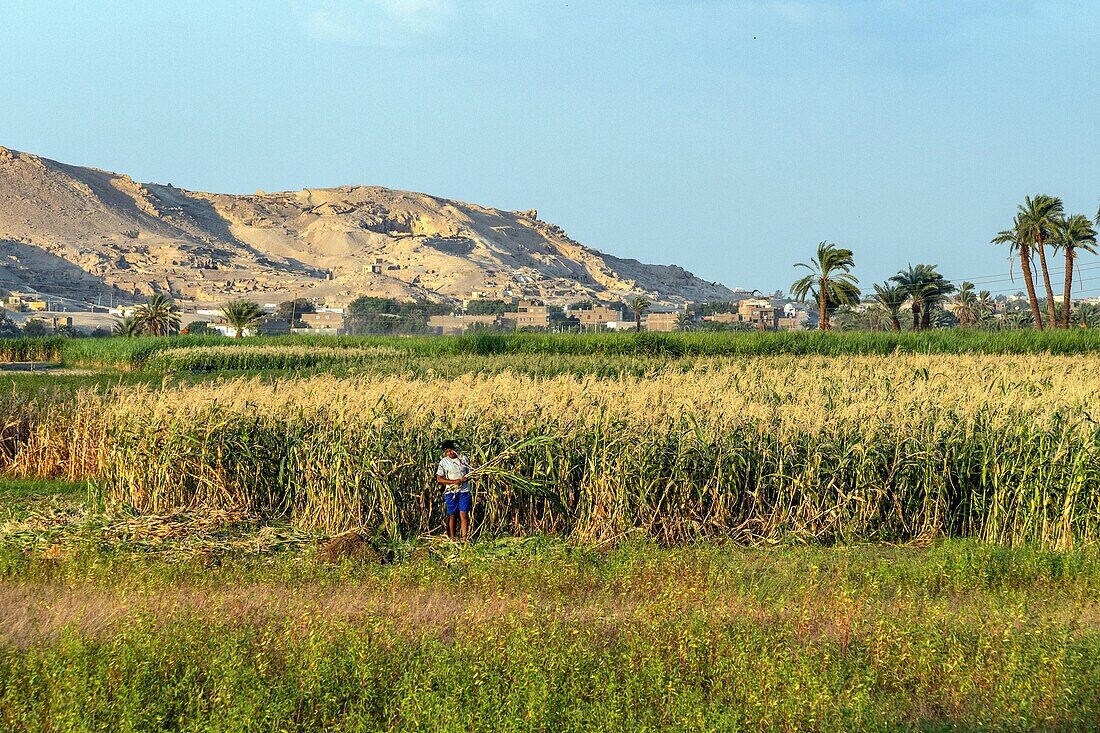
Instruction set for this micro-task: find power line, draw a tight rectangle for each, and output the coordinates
[946,260,1100,287]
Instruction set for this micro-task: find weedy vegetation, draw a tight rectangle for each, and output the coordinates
[4,334,1100,730]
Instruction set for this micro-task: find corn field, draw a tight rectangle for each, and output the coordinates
[27,330,1100,371]
[7,354,1100,547]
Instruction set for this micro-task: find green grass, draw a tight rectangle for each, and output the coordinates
[2,482,1099,730]
[2,534,1100,731]
[0,370,167,395]
[0,477,87,522]
[9,330,1100,373]
[4,610,1097,732]
[0,477,85,498]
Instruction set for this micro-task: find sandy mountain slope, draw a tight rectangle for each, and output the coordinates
[0,146,736,307]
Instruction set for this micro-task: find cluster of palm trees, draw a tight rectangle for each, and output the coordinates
[112,294,180,337]
[991,195,1098,330]
[792,195,1100,332]
[220,300,265,338]
[113,296,267,338]
[790,250,961,332]
[869,264,956,332]
[948,281,997,328]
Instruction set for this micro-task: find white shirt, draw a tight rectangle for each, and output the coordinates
[436,454,471,494]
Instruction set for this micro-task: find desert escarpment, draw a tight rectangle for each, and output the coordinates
[0,146,735,306]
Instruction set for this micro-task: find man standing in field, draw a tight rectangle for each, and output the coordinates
[436,439,472,540]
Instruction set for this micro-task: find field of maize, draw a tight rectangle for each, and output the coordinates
[15,329,1100,371]
[6,353,1100,548]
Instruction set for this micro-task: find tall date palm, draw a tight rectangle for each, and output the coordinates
[1056,214,1098,329]
[871,282,906,331]
[627,295,651,333]
[995,195,1064,329]
[221,299,265,338]
[993,222,1043,330]
[134,294,180,336]
[790,242,860,331]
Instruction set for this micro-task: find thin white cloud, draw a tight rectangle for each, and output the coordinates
[302,6,360,41]
[363,0,453,33]
[763,1,845,27]
[294,0,467,44]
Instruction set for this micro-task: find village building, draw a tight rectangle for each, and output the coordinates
[503,301,550,330]
[737,298,778,330]
[256,316,291,336]
[644,311,682,332]
[298,311,346,335]
[428,314,502,335]
[569,304,624,331]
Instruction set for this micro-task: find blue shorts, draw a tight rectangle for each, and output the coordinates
[444,491,472,515]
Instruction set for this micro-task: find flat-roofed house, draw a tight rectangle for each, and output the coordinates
[299,312,346,335]
[738,298,777,330]
[428,314,502,335]
[504,301,550,330]
[644,311,682,332]
[571,305,624,331]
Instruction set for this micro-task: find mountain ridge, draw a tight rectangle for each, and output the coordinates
[0,146,737,307]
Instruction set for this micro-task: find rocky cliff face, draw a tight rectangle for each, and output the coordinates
[0,147,735,307]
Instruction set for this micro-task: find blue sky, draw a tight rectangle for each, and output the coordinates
[3,1,1098,294]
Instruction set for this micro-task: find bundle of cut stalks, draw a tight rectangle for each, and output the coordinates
[464,435,565,511]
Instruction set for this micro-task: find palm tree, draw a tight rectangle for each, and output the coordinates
[951,281,981,328]
[627,295,651,332]
[862,304,896,331]
[870,282,906,331]
[830,305,862,331]
[992,226,1041,329]
[1055,214,1098,329]
[1074,302,1100,329]
[134,294,180,336]
[995,195,1064,329]
[976,290,996,329]
[890,264,954,331]
[221,299,265,338]
[1005,310,1034,330]
[113,315,144,337]
[789,242,860,331]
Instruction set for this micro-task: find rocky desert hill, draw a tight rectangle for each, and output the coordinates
[0,146,736,307]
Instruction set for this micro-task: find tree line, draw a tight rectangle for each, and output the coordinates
[792,194,1100,331]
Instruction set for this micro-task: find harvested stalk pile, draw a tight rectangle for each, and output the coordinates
[0,505,320,560]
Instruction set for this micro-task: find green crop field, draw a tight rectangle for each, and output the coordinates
[15,330,1100,372]
[3,332,1100,730]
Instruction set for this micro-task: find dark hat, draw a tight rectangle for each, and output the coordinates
[441,439,459,451]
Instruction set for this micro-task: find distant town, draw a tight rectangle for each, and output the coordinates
[2,284,1091,339]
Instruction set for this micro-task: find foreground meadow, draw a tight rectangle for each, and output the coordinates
[2,480,1100,731]
[5,338,1100,730]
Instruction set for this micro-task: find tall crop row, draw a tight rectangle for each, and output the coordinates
[6,355,1100,548]
[0,337,64,363]
[32,329,1100,371]
[0,390,104,480]
[94,398,1100,547]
